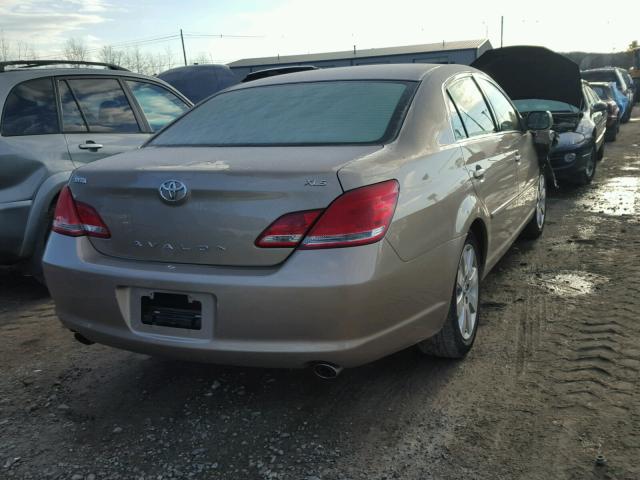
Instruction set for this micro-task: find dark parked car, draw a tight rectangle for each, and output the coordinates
[157,64,239,103]
[473,46,607,185]
[589,81,621,141]
[581,68,634,123]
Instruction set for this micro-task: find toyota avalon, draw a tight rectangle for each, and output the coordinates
[43,64,550,377]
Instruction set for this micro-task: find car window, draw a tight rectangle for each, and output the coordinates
[447,77,495,137]
[446,94,467,140]
[513,98,580,113]
[591,86,607,100]
[58,80,88,132]
[126,81,190,132]
[477,78,520,131]
[66,78,140,133]
[1,78,59,136]
[150,80,416,146]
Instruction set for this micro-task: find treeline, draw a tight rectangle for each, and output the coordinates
[0,36,210,75]
[563,51,636,70]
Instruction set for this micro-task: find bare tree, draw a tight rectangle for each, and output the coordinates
[98,45,124,66]
[0,32,10,61]
[64,38,89,62]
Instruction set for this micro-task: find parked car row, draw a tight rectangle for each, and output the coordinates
[0,48,632,377]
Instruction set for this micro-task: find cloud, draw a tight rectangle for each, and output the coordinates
[0,0,113,56]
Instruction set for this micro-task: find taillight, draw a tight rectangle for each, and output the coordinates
[52,186,111,238]
[301,180,399,249]
[256,180,399,250]
[255,210,323,247]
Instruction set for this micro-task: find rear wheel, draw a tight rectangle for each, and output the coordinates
[418,234,481,358]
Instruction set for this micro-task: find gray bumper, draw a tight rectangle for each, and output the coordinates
[43,234,461,368]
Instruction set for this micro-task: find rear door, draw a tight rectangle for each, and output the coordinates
[476,76,538,220]
[447,76,519,257]
[58,77,148,166]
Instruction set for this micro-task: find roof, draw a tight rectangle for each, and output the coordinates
[225,63,473,91]
[228,39,490,68]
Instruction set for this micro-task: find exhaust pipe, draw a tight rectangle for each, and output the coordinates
[312,362,343,379]
[73,332,95,346]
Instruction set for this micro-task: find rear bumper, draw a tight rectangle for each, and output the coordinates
[0,200,31,264]
[43,234,461,368]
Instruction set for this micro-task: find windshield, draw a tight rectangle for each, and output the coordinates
[512,98,580,113]
[150,80,416,146]
[582,70,622,88]
[591,86,610,100]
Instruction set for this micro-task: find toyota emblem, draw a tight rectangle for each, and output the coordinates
[159,180,188,204]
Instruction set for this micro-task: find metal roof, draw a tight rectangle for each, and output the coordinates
[228,39,490,68]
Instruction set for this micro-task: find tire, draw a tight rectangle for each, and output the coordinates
[418,233,481,358]
[521,174,546,240]
[621,108,631,124]
[597,142,605,161]
[576,145,597,185]
[28,204,54,285]
[606,122,618,142]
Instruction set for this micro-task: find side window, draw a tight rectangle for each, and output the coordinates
[1,78,59,136]
[66,78,140,133]
[477,78,520,131]
[126,81,190,132]
[446,94,467,140]
[58,80,88,132]
[447,77,495,137]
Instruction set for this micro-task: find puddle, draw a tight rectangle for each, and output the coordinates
[578,176,640,215]
[530,271,609,297]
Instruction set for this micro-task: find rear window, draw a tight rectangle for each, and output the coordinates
[150,80,416,146]
[1,78,59,136]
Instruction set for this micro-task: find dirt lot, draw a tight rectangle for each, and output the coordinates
[2,115,639,480]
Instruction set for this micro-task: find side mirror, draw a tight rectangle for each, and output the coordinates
[526,110,553,131]
[592,101,608,112]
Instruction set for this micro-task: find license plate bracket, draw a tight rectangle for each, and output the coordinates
[141,292,202,330]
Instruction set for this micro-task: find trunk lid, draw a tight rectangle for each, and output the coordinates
[71,145,382,267]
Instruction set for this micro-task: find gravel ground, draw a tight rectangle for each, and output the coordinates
[1,113,639,480]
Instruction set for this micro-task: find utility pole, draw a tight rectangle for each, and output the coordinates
[500,16,504,48]
[180,28,187,66]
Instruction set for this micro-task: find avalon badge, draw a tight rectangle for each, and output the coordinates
[159,180,188,204]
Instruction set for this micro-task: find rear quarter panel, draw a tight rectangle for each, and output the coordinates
[337,72,487,264]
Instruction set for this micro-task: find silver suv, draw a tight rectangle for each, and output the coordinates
[0,60,192,279]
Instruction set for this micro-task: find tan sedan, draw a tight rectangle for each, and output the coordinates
[44,64,549,377]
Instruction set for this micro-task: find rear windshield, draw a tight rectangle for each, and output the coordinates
[582,70,621,88]
[149,80,416,146]
[513,99,580,113]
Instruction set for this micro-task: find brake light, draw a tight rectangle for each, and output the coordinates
[301,180,399,249]
[52,186,111,238]
[255,210,323,247]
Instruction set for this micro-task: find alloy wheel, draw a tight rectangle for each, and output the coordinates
[456,244,479,341]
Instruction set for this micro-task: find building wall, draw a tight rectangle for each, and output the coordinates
[230,48,482,78]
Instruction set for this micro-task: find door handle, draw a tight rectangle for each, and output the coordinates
[473,166,485,179]
[515,151,521,162]
[78,142,104,150]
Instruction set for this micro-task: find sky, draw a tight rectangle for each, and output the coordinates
[1,0,639,66]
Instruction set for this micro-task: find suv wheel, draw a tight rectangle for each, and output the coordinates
[418,233,481,358]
